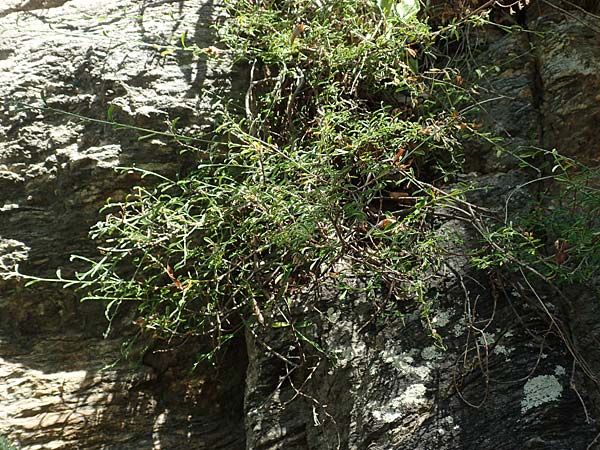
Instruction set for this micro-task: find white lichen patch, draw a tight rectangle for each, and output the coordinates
[372,397,404,423]
[381,349,430,380]
[451,316,467,337]
[431,309,453,328]
[371,384,429,423]
[521,375,563,413]
[437,415,460,435]
[400,383,428,408]
[475,331,515,360]
[492,344,513,359]
[554,365,566,377]
[331,333,366,368]
[326,307,341,324]
[0,238,30,276]
[421,345,442,361]
[477,331,495,347]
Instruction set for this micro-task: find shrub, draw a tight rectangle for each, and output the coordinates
[15,0,600,366]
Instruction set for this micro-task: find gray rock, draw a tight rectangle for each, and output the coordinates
[0,1,246,449]
[531,7,600,165]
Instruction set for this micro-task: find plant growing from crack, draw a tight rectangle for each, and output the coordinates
[11,0,600,392]
[17,0,485,351]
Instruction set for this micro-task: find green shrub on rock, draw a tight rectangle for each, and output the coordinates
[14,1,600,367]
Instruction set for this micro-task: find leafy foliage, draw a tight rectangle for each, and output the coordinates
[472,150,600,286]
[15,0,600,363]
[0,437,18,450]
[52,0,483,352]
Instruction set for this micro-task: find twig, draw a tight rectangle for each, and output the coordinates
[570,360,591,424]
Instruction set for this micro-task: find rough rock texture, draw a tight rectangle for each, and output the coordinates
[532,5,600,165]
[1,1,600,450]
[0,1,246,449]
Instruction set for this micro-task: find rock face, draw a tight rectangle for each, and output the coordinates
[532,4,600,165]
[1,1,599,449]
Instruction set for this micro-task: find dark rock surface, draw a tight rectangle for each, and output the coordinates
[242,3,600,449]
[1,1,599,449]
[531,4,600,165]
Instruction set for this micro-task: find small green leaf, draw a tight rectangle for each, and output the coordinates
[377,0,394,17]
[107,104,115,122]
[394,0,420,20]
[407,57,419,74]
[378,0,420,20]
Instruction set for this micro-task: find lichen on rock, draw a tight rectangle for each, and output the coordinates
[521,375,564,414]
